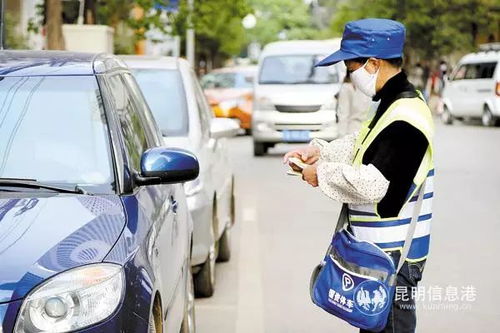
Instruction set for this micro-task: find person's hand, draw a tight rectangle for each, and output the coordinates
[302,164,318,187]
[283,146,320,171]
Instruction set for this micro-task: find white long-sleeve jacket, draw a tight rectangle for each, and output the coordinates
[310,133,390,205]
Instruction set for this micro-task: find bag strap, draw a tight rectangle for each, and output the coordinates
[396,180,427,272]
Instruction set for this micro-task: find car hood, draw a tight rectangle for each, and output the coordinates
[0,193,125,303]
[255,83,340,106]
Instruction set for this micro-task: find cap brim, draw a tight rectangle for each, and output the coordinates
[315,49,359,67]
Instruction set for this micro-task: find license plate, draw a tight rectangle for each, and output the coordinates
[282,130,310,142]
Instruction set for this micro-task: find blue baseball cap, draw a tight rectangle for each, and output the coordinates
[316,18,406,67]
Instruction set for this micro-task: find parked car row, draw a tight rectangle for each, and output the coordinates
[441,45,500,127]
[0,51,238,333]
[122,56,238,298]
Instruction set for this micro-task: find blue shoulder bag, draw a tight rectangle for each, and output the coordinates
[309,182,425,331]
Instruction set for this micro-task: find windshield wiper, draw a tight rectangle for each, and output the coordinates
[0,178,90,195]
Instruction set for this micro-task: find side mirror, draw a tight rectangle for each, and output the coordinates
[135,147,200,185]
[210,118,240,139]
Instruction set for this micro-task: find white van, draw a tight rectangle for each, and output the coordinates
[441,44,500,126]
[251,39,344,156]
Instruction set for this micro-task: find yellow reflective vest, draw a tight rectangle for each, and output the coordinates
[348,95,434,262]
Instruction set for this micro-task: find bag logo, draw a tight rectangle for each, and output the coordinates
[342,273,354,291]
[354,280,389,315]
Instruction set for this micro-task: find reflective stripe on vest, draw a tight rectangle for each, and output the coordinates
[348,96,434,262]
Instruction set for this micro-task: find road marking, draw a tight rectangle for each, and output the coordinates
[236,206,264,333]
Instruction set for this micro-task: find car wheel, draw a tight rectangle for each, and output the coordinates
[194,242,216,297]
[180,268,196,333]
[193,207,217,297]
[253,142,267,156]
[482,106,496,127]
[441,106,453,125]
[217,227,231,262]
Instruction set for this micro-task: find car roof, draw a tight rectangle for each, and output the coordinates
[120,55,188,70]
[460,50,500,64]
[261,39,341,57]
[0,50,128,76]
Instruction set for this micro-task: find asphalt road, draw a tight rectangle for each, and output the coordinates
[195,120,500,332]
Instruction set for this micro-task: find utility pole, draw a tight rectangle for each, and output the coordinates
[186,0,195,68]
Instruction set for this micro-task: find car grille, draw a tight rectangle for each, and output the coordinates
[275,105,322,113]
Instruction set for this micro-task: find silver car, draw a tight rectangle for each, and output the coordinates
[122,56,239,297]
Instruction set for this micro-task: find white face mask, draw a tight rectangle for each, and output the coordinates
[350,60,379,98]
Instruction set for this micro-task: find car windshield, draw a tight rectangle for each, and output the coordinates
[201,72,254,89]
[132,69,189,136]
[259,55,339,84]
[0,75,114,193]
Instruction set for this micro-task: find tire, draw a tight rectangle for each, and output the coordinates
[217,227,231,262]
[441,106,453,125]
[193,242,216,297]
[180,268,196,333]
[253,142,267,156]
[193,207,217,298]
[482,106,497,127]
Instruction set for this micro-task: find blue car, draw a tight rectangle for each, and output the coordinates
[0,51,198,333]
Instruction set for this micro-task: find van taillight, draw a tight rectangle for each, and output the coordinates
[497,82,500,96]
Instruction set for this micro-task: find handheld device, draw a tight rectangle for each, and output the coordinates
[288,157,308,170]
[286,157,308,176]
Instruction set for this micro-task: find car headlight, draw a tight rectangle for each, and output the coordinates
[14,263,125,333]
[254,96,275,111]
[184,178,203,197]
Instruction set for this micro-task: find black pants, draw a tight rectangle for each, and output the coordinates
[360,251,426,333]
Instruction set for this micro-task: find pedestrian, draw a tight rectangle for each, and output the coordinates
[284,18,434,333]
[410,62,425,92]
[336,71,372,137]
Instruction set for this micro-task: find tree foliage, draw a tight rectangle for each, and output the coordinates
[97,0,174,40]
[247,0,317,45]
[172,0,251,57]
[330,0,500,60]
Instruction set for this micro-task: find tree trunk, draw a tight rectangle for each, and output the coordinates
[84,0,97,25]
[46,0,65,50]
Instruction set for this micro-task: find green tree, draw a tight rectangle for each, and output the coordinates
[97,0,173,39]
[247,0,317,45]
[329,0,499,60]
[171,0,251,65]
